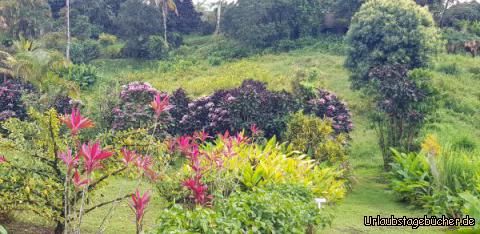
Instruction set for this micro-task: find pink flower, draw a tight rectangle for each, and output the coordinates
[58,149,78,174]
[182,178,211,205]
[135,155,153,172]
[80,141,114,174]
[151,94,173,117]
[72,170,90,188]
[61,108,94,135]
[250,124,260,136]
[121,148,137,166]
[194,130,211,142]
[0,155,7,164]
[176,135,192,154]
[130,189,151,225]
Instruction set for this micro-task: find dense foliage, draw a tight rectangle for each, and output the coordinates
[54,64,99,89]
[156,185,331,233]
[346,0,439,88]
[389,136,480,224]
[223,0,324,48]
[0,75,30,122]
[284,112,349,169]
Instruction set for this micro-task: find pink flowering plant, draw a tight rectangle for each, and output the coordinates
[0,94,174,233]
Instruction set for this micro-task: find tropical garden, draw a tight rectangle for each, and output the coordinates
[0,0,479,233]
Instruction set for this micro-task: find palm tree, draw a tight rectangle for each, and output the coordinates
[153,0,179,47]
[214,0,223,35]
[66,0,71,61]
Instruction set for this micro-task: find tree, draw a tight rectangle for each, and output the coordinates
[345,0,440,169]
[223,0,323,48]
[167,0,203,34]
[345,0,439,89]
[153,0,179,46]
[214,0,224,35]
[0,0,52,39]
[66,0,71,61]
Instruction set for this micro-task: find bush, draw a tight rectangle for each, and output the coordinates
[284,112,349,167]
[100,43,125,59]
[54,64,99,89]
[155,185,331,233]
[167,32,183,49]
[176,80,297,137]
[112,82,171,138]
[122,38,149,58]
[146,35,167,60]
[98,33,117,46]
[346,0,440,88]
[71,39,101,64]
[389,150,433,206]
[0,75,30,122]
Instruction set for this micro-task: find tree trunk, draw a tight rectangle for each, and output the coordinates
[162,1,169,47]
[438,0,454,27]
[66,0,71,61]
[214,0,222,35]
[54,220,65,234]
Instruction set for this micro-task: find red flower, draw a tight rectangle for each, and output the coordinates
[61,108,94,135]
[151,94,173,117]
[135,155,153,172]
[250,124,261,136]
[73,170,90,188]
[194,130,211,142]
[0,155,7,164]
[121,148,137,167]
[176,135,191,154]
[130,189,151,225]
[58,149,78,174]
[182,178,211,205]
[80,141,114,174]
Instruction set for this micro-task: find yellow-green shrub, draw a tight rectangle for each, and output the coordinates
[284,112,349,165]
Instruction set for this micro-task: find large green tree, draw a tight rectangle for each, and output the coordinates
[345,0,440,169]
[0,0,52,39]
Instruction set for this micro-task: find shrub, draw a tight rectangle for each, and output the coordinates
[167,32,183,49]
[112,82,171,138]
[98,33,117,46]
[389,150,433,206]
[0,75,30,122]
[304,88,354,134]
[177,80,297,137]
[147,35,167,60]
[284,112,349,167]
[71,39,101,64]
[122,38,149,58]
[346,0,440,88]
[54,64,99,89]
[155,185,331,233]
[101,43,125,59]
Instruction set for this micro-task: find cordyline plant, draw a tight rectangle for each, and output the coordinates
[0,92,172,233]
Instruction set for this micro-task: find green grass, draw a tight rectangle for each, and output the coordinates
[7,35,480,233]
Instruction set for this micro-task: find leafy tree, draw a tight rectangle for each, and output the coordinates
[116,0,163,39]
[167,0,203,34]
[442,1,480,27]
[223,0,323,48]
[345,0,440,89]
[345,0,440,169]
[0,0,52,39]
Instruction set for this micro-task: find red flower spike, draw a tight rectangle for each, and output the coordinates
[130,189,151,225]
[250,124,261,136]
[0,155,7,164]
[151,94,173,117]
[182,178,210,205]
[80,141,114,174]
[61,108,94,135]
[121,148,137,167]
[73,170,90,188]
[57,149,78,174]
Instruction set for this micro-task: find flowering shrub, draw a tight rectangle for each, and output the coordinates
[0,75,30,122]
[112,82,171,138]
[176,80,297,137]
[304,89,354,134]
